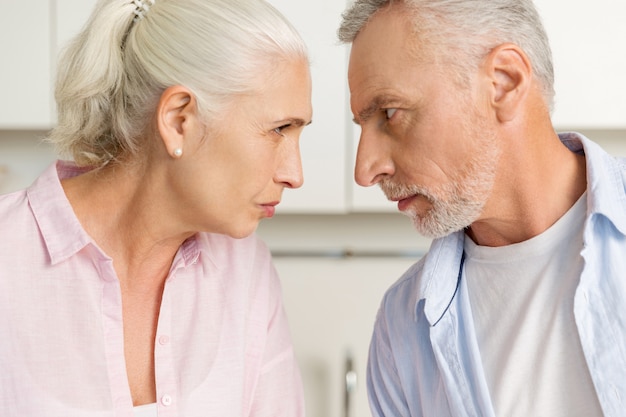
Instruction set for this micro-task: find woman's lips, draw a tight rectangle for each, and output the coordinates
[261,202,279,218]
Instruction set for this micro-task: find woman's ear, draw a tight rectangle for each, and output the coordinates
[484,43,532,123]
[156,85,198,158]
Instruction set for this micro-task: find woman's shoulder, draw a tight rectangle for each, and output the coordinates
[0,188,33,234]
[0,187,28,212]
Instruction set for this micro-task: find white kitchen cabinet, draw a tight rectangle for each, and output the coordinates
[0,1,52,129]
[257,211,430,416]
[52,0,100,123]
[52,0,99,122]
[55,0,97,49]
[274,255,418,417]
[535,0,626,129]
[267,0,350,213]
[0,0,97,130]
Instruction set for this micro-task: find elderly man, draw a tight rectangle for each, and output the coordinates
[339,1,625,416]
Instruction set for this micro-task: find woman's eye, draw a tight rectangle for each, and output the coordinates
[385,108,398,119]
[273,124,291,136]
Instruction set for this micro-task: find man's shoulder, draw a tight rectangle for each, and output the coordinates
[382,257,427,304]
[377,252,433,325]
[376,233,464,328]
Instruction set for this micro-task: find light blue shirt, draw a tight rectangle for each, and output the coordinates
[367,133,626,417]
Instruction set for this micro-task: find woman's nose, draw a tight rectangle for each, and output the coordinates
[276,136,304,189]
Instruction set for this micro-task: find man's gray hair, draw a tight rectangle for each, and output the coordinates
[338,0,554,107]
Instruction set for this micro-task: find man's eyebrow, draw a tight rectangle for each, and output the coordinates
[353,95,394,125]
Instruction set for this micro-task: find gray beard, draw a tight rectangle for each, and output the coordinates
[379,137,499,239]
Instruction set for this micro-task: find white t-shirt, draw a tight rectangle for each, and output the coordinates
[133,403,157,417]
[464,193,603,416]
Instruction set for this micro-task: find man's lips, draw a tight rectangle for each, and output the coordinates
[391,195,417,212]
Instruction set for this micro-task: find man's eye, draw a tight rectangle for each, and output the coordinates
[385,108,397,119]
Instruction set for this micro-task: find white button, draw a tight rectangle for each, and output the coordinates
[161,394,173,406]
[158,335,170,345]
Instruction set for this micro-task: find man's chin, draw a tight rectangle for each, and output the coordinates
[406,209,472,239]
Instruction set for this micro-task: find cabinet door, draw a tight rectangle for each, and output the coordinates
[273,255,418,417]
[55,0,97,49]
[52,0,99,121]
[535,0,626,129]
[0,1,52,129]
[0,0,99,129]
[267,0,349,213]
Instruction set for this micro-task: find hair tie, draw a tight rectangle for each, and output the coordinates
[132,0,156,22]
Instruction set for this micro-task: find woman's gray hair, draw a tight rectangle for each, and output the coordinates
[338,0,554,109]
[49,0,307,167]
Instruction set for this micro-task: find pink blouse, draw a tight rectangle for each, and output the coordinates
[0,161,304,417]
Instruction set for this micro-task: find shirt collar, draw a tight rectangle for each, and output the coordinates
[416,132,626,324]
[170,235,202,272]
[27,160,205,272]
[26,161,94,265]
[419,231,465,326]
[560,132,626,235]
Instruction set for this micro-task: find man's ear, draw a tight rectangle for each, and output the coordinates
[156,85,197,158]
[484,43,532,122]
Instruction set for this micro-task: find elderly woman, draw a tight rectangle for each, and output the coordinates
[0,0,311,416]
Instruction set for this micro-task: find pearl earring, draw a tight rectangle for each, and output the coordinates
[173,148,183,158]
